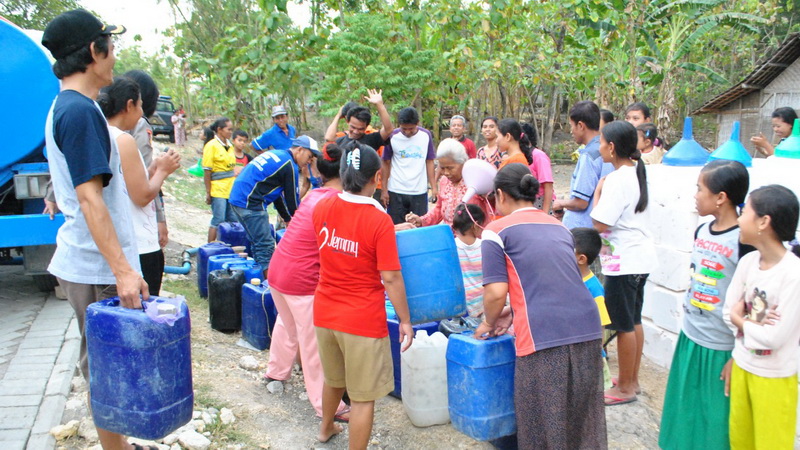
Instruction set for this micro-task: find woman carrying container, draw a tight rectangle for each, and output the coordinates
[404,138,492,228]
[312,142,414,448]
[264,143,349,420]
[475,163,606,449]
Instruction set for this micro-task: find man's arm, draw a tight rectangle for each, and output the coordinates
[75,176,148,307]
[324,110,344,142]
[364,89,393,140]
[380,159,392,206]
[426,159,437,203]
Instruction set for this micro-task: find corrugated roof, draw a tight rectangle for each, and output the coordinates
[693,33,800,115]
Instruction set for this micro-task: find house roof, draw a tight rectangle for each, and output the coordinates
[693,33,800,115]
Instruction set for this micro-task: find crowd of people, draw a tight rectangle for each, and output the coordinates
[40,8,800,450]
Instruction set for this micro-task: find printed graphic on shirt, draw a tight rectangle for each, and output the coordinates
[741,286,772,356]
[689,238,735,312]
[397,144,426,159]
[318,223,359,258]
[598,231,619,272]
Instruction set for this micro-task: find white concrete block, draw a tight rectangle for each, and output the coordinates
[649,245,692,292]
[642,281,684,334]
[642,319,678,369]
[646,165,702,207]
[645,202,700,252]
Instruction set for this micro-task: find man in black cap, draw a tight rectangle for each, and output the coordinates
[42,9,150,450]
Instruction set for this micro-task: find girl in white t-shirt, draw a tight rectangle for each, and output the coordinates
[723,185,800,449]
[98,77,181,295]
[590,120,656,406]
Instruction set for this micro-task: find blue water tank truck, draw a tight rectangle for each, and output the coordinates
[0,17,66,290]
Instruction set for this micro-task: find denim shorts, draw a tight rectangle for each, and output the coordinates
[231,205,275,269]
[210,197,235,227]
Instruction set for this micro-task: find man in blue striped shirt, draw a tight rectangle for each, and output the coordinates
[229,136,319,277]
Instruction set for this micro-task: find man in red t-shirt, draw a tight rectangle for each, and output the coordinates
[450,115,477,159]
[312,143,413,448]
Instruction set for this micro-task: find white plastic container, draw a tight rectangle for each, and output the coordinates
[401,330,450,427]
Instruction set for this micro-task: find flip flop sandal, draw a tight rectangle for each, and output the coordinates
[611,377,642,395]
[334,407,351,423]
[604,394,637,406]
[132,444,159,450]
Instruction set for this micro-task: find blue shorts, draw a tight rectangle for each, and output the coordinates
[210,197,235,227]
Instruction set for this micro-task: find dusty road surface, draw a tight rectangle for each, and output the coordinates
[53,135,667,449]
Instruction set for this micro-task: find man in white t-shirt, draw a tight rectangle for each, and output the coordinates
[380,107,437,224]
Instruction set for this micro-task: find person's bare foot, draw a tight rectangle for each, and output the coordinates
[318,423,343,443]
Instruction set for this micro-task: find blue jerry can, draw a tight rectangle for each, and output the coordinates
[446,333,516,441]
[241,279,277,350]
[197,242,233,298]
[86,297,193,440]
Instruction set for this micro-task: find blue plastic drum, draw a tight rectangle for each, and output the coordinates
[241,281,277,350]
[396,225,466,323]
[197,242,233,298]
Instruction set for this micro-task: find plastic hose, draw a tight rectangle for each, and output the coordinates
[163,248,197,275]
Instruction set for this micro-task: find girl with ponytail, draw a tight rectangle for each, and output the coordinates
[496,118,533,169]
[475,163,607,447]
[590,120,656,406]
[311,142,414,448]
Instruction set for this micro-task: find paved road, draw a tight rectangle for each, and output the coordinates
[0,266,79,450]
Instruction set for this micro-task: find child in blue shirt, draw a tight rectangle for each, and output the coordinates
[572,227,612,389]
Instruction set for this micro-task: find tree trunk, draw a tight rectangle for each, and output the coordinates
[543,85,559,154]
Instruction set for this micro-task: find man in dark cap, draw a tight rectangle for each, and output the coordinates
[42,9,150,450]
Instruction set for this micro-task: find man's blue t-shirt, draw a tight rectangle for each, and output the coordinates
[251,123,296,151]
[228,149,300,221]
[563,135,613,229]
[53,90,113,188]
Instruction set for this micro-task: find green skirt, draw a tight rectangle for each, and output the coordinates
[659,332,732,450]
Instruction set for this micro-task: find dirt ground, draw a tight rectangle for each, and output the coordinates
[56,132,667,449]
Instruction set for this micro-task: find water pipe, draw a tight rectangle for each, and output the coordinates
[163,247,198,275]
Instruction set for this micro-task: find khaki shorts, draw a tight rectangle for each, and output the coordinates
[315,327,394,402]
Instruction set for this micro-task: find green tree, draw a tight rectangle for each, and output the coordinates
[1,0,81,29]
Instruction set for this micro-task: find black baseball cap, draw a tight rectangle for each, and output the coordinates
[42,9,125,59]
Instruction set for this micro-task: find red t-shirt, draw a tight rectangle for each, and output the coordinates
[460,137,477,159]
[312,192,401,338]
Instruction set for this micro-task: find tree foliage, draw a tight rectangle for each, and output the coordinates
[1,0,81,30]
[156,0,796,150]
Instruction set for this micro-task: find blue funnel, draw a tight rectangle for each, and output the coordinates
[774,118,800,159]
[707,121,752,167]
[663,117,710,166]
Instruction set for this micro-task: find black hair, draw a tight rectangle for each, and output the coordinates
[341,101,360,118]
[52,35,110,79]
[202,127,215,144]
[625,102,651,119]
[747,185,800,257]
[97,77,140,120]
[494,163,539,203]
[340,142,382,193]
[122,70,159,117]
[497,118,533,164]
[210,117,231,134]
[521,122,539,150]
[398,107,420,125]
[772,107,798,126]
[571,227,602,265]
[346,106,372,125]
[600,109,615,124]
[700,160,749,208]
[569,101,600,131]
[317,143,343,182]
[601,121,649,213]
[452,203,485,235]
[636,123,659,144]
[232,130,249,140]
[481,116,499,128]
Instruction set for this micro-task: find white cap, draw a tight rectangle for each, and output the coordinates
[251,279,261,286]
